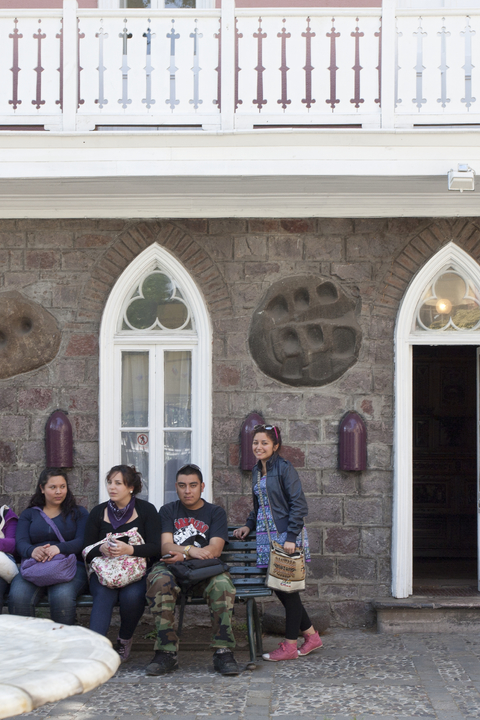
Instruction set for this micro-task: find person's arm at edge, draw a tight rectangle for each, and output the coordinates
[160,531,187,563]
[245,471,259,531]
[0,511,18,554]
[282,461,308,543]
[130,501,162,558]
[160,532,225,562]
[15,509,36,559]
[54,507,89,556]
[83,505,105,563]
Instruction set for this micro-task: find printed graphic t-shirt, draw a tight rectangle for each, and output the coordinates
[160,500,228,548]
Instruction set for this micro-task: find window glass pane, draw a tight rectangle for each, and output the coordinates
[415,266,480,331]
[124,0,150,6]
[164,431,191,504]
[164,351,191,427]
[158,299,189,330]
[122,352,149,427]
[121,431,149,500]
[123,271,193,332]
[165,0,196,7]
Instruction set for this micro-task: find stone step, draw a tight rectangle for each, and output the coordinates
[373,596,480,633]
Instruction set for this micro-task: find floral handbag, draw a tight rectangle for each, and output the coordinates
[83,526,147,589]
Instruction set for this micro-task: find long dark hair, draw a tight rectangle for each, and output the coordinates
[28,468,79,518]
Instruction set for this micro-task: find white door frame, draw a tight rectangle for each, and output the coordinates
[392,241,480,597]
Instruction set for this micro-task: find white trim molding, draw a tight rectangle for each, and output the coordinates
[100,1,215,9]
[393,241,480,597]
[99,242,212,507]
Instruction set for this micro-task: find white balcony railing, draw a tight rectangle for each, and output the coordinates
[0,0,479,131]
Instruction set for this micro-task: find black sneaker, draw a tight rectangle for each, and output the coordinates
[145,651,179,676]
[114,637,133,663]
[213,649,240,676]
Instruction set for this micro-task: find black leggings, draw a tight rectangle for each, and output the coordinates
[275,590,312,640]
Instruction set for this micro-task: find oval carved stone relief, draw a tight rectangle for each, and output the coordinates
[0,291,61,379]
[249,276,362,386]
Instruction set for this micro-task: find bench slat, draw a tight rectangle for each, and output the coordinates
[223,542,257,551]
[221,552,258,562]
[228,566,267,575]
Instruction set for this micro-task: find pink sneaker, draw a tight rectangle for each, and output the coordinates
[262,641,298,662]
[298,631,323,656]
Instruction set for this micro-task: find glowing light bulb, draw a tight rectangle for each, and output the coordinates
[435,298,452,314]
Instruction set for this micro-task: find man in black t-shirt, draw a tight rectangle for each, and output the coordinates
[146,464,239,676]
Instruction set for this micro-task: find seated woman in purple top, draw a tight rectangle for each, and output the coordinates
[8,468,88,625]
[0,504,19,606]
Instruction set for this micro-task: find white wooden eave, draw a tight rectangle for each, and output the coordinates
[0,128,479,218]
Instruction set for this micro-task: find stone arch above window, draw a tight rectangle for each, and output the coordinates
[78,220,232,323]
[374,220,480,317]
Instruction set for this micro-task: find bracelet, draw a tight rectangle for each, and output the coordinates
[183,545,192,557]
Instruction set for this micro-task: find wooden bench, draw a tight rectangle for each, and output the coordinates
[5,528,271,664]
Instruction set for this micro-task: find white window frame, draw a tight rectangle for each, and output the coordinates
[99,242,212,507]
[393,241,480,597]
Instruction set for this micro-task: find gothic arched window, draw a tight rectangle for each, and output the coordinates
[99,243,212,508]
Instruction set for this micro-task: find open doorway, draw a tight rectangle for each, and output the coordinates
[413,345,478,591]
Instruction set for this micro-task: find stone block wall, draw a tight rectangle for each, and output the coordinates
[1,216,478,626]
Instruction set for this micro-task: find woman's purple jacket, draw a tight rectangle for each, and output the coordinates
[0,507,19,555]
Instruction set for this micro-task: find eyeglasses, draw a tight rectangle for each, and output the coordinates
[253,424,279,441]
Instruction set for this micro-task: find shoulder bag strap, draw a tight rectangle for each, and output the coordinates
[32,506,67,544]
[0,505,6,536]
[256,471,305,547]
[257,470,273,545]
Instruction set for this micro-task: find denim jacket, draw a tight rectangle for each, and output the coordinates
[245,453,308,543]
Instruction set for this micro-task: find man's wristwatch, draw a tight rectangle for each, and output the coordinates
[183,545,192,557]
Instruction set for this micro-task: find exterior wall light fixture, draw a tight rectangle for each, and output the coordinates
[448,164,475,192]
[45,410,73,468]
[338,412,367,471]
[240,412,265,471]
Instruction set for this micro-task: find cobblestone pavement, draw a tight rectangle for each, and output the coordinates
[8,629,480,720]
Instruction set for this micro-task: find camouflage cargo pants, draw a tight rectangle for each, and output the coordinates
[146,562,236,653]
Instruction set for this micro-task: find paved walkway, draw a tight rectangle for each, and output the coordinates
[8,629,480,720]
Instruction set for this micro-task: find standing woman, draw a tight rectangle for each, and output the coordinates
[83,465,161,662]
[233,424,322,661]
[8,468,88,624]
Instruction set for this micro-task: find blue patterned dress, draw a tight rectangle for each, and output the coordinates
[255,475,310,568]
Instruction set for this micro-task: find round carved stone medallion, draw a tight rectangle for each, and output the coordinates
[0,291,61,379]
[249,276,362,386]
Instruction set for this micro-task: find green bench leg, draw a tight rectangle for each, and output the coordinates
[246,597,262,663]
